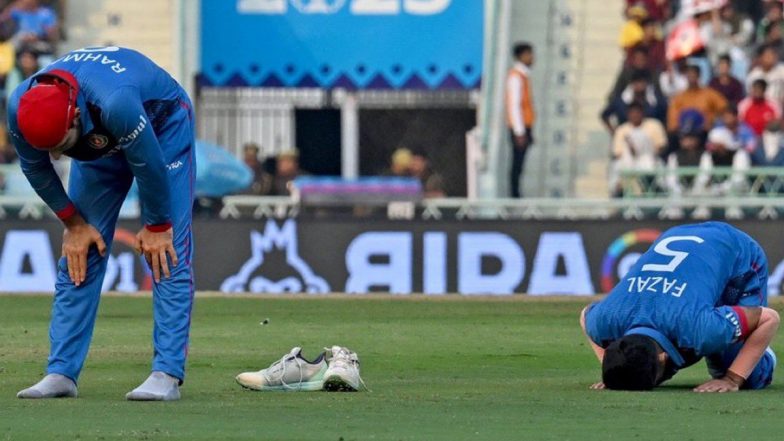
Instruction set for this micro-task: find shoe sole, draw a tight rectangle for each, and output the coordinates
[236,378,325,392]
[322,375,358,392]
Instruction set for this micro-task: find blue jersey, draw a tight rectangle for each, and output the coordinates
[7,46,190,228]
[585,222,768,364]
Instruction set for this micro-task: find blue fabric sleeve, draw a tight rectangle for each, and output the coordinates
[584,302,618,348]
[103,86,171,227]
[6,92,74,216]
[691,306,746,356]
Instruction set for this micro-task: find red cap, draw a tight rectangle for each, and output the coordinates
[17,70,80,150]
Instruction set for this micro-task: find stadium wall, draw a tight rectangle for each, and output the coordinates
[1,219,783,296]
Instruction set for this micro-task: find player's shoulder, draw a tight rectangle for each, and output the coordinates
[662,221,743,242]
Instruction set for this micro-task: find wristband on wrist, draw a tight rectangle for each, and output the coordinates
[145,222,172,233]
[56,203,77,220]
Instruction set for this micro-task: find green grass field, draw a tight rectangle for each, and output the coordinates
[1,295,783,441]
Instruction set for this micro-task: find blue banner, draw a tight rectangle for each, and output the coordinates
[200,0,483,90]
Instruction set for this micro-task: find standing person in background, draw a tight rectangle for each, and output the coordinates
[709,54,745,107]
[746,44,784,105]
[0,0,59,54]
[409,152,446,198]
[739,79,782,136]
[667,65,728,134]
[240,142,268,195]
[5,48,39,102]
[506,42,535,198]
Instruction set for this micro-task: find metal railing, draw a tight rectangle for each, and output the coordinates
[5,167,784,221]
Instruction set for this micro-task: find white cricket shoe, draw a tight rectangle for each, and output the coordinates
[323,346,365,392]
[236,347,327,391]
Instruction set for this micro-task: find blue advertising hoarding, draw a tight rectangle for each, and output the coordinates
[200,0,483,89]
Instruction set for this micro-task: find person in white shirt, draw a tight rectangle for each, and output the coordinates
[611,102,667,196]
[506,42,535,198]
[746,44,784,105]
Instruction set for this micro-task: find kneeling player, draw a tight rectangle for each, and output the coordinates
[581,222,779,392]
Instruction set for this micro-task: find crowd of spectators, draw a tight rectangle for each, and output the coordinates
[0,0,60,171]
[604,0,784,199]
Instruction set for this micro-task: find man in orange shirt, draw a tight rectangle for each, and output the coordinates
[506,42,536,198]
[667,65,728,133]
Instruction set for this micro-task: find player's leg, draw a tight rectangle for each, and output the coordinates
[18,157,132,398]
[127,102,195,401]
[705,343,776,390]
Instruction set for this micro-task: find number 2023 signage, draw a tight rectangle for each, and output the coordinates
[200,0,483,89]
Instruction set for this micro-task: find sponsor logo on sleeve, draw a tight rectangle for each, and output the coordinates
[118,115,148,144]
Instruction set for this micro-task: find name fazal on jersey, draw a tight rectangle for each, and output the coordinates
[626,276,688,298]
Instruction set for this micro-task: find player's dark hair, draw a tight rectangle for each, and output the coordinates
[602,335,659,391]
[513,42,533,59]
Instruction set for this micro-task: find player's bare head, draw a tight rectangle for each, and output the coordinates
[602,335,662,391]
[17,69,81,152]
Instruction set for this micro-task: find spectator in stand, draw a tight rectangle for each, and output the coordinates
[385,147,413,177]
[609,46,658,101]
[697,126,751,197]
[739,78,782,136]
[506,42,536,198]
[241,142,268,195]
[601,70,667,132]
[666,122,707,197]
[747,44,784,104]
[756,0,784,44]
[611,102,667,196]
[751,119,784,166]
[0,33,13,81]
[0,140,16,163]
[409,153,446,198]
[625,0,671,22]
[619,4,648,50]
[696,8,733,67]
[667,65,728,134]
[709,54,745,107]
[715,106,757,154]
[0,0,59,54]
[627,18,666,73]
[721,2,755,49]
[267,150,302,196]
[4,48,39,102]
[659,59,689,99]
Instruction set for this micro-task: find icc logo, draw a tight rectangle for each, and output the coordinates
[221,220,330,294]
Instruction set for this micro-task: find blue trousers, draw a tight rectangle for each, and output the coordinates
[47,102,195,383]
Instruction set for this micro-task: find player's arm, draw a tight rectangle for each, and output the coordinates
[694,306,780,393]
[580,307,605,362]
[580,306,607,390]
[103,86,177,283]
[7,93,106,286]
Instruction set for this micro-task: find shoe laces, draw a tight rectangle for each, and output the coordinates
[262,350,306,390]
[326,346,369,391]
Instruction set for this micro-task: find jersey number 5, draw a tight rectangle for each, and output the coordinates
[641,236,704,273]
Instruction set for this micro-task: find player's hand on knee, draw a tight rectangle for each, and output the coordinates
[136,227,178,283]
[62,219,107,287]
[693,377,741,393]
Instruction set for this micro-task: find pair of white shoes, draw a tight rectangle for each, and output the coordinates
[236,346,365,392]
